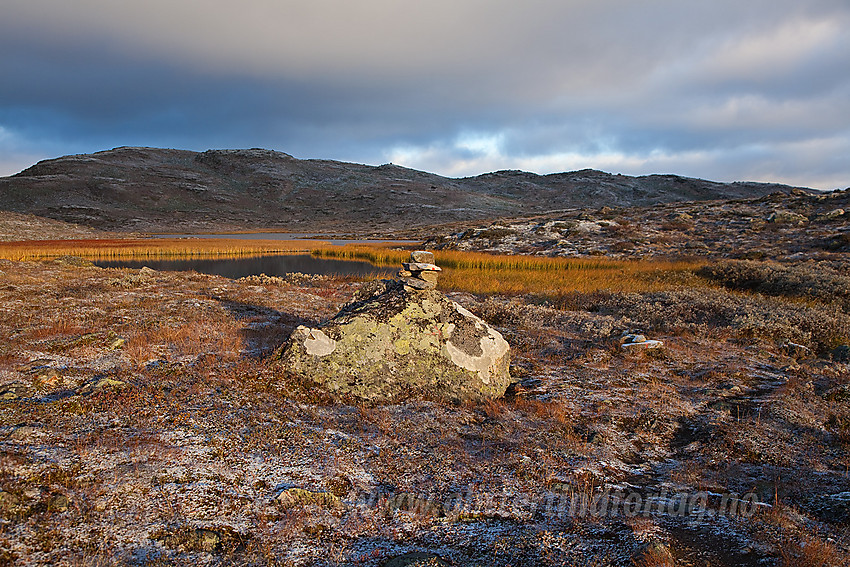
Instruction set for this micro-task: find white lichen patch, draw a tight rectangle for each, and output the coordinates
[295,326,337,357]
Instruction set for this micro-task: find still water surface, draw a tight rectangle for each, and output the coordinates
[96,254,393,279]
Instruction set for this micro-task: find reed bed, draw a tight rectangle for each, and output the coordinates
[314,246,706,294]
[0,239,706,295]
[0,238,330,261]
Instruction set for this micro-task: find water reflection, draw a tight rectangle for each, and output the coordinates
[96,254,392,279]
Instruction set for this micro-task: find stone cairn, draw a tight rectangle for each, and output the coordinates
[397,250,441,290]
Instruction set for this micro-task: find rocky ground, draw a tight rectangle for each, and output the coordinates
[0,252,848,566]
[0,212,110,242]
[426,189,850,262]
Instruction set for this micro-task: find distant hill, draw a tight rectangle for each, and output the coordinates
[0,146,813,234]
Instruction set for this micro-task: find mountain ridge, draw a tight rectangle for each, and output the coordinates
[0,146,815,233]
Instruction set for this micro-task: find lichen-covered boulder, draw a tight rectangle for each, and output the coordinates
[273,280,510,403]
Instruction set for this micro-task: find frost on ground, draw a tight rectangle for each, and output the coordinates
[0,258,848,566]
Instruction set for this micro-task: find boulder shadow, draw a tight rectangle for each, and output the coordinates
[207,295,324,359]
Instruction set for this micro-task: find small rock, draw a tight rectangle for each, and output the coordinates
[783,342,811,358]
[417,271,439,284]
[18,358,54,372]
[622,340,664,350]
[397,270,413,278]
[620,334,647,345]
[0,382,30,400]
[402,262,442,272]
[818,208,845,221]
[154,526,224,552]
[190,528,220,552]
[382,552,449,567]
[276,488,341,509]
[0,491,20,511]
[402,277,436,290]
[409,250,435,263]
[767,210,808,224]
[48,494,70,512]
[77,376,126,395]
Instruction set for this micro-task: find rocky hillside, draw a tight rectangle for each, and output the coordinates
[0,211,109,242]
[0,146,814,234]
[427,188,850,261]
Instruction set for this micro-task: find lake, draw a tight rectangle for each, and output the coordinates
[96,254,394,279]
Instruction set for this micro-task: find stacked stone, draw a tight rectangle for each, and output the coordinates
[398,250,441,290]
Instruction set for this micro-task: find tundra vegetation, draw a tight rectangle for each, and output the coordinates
[0,190,849,566]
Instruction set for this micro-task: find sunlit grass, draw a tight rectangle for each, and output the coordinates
[0,238,340,261]
[314,246,707,294]
[0,239,707,295]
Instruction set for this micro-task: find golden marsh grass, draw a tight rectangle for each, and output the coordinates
[0,239,706,295]
[314,246,706,294]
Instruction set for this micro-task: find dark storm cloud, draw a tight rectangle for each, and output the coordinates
[1,0,848,189]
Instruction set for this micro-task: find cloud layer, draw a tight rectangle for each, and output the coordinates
[1,0,848,189]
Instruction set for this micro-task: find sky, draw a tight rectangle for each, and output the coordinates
[1,0,849,190]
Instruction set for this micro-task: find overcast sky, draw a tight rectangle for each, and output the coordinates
[1,0,848,189]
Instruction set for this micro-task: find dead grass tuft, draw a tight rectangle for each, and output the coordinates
[779,535,849,567]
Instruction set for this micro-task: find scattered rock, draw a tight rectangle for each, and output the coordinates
[275,254,511,403]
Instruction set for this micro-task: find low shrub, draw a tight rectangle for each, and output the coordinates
[698,260,850,310]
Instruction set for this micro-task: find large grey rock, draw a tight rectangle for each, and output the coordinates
[273,280,511,403]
